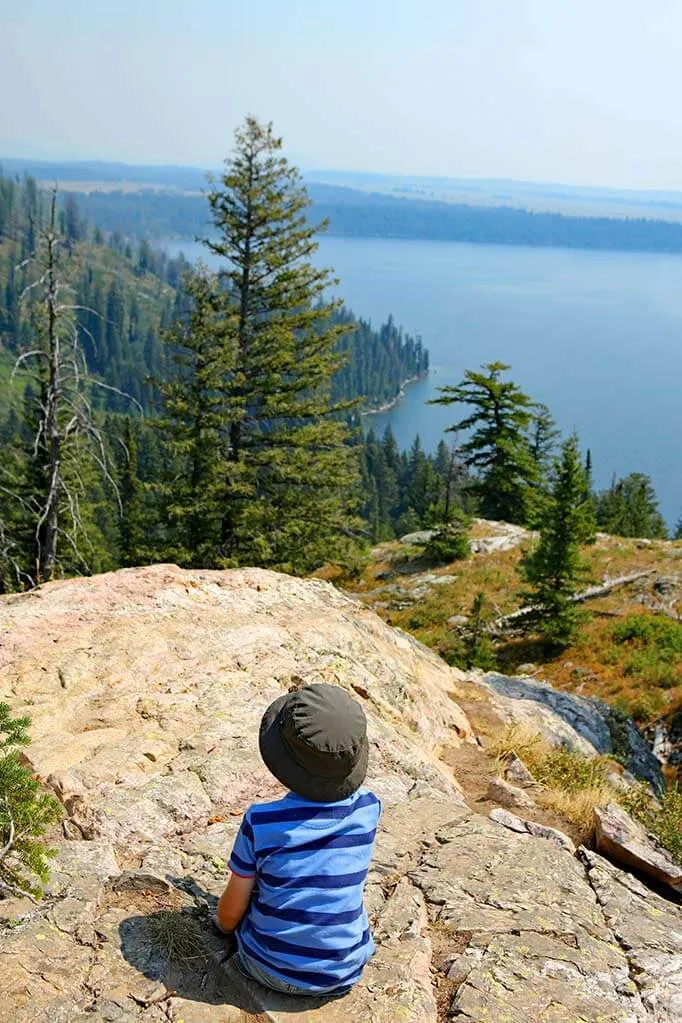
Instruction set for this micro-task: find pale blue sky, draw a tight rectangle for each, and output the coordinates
[2,0,681,189]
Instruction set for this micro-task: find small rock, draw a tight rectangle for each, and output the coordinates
[487,776,537,810]
[516,662,537,675]
[489,808,575,853]
[489,807,528,833]
[399,529,436,545]
[62,818,83,840]
[504,753,538,789]
[447,615,469,628]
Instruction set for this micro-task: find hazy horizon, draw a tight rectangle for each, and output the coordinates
[4,155,682,204]
[4,1,682,192]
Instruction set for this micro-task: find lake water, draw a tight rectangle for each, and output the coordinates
[165,237,682,527]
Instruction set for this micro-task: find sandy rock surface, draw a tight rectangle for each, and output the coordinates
[0,565,680,1023]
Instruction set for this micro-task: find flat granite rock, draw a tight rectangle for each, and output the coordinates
[413,814,645,1022]
[581,849,682,1023]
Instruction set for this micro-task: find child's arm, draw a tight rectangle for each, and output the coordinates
[215,873,256,934]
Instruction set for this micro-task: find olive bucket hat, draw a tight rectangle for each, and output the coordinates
[259,683,369,802]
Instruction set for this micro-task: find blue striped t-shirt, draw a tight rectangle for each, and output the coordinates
[228,786,382,991]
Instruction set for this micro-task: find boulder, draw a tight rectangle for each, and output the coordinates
[593,803,682,894]
[0,565,472,1023]
[480,671,664,792]
[486,776,537,809]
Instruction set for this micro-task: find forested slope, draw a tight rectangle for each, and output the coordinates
[0,175,428,413]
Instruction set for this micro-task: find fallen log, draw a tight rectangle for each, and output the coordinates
[487,570,656,635]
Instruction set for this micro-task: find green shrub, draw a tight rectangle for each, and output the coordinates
[0,704,62,902]
[604,707,631,765]
[623,651,680,689]
[622,783,682,866]
[612,615,682,652]
[627,691,667,723]
[611,614,682,702]
[422,522,470,564]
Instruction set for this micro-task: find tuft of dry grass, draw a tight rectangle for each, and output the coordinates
[488,723,682,862]
[488,724,622,836]
[146,911,208,962]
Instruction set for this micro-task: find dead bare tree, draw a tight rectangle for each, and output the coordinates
[3,188,139,585]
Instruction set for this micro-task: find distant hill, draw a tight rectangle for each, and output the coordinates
[5,156,682,255]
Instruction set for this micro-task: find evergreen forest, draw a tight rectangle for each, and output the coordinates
[0,123,675,598]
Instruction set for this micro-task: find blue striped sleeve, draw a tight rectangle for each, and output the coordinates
[228,811,257,877]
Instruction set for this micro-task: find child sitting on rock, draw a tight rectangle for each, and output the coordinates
[214,683,382,997]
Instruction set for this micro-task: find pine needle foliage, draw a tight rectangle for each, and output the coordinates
[0,704,61,902]
[521,434,596,648]
[156,269,234,567]
[430,362,539,524]
[205,117,360,572]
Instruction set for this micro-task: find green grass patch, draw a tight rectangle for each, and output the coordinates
[609,614,682,710]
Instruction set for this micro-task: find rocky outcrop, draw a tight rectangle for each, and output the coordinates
[0,565,680,1023]
[414,813,646,1022]
[480,672,664,792]
[594,803,682,894]
[400,519,529,556]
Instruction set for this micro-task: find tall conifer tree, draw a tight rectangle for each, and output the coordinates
[521,434,595,647]
[202,116,359,572]
[157,270,232,566]
[430,362,539,524]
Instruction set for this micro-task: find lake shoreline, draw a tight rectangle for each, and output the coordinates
[361,372,428,416]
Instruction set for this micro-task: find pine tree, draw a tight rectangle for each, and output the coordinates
[63,193,83,244]
[0,704,61,902]
[584,449,593,495]
[529,403,560,471]
[200,116,360,572]
[157,270,232,566]
[462,592,496,670]
[596,473,668,540]
[521,434,596,648]
[674,515,682,541]
[430,362,539,524]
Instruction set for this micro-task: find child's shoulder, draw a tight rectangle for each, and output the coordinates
[244,786,382,821]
